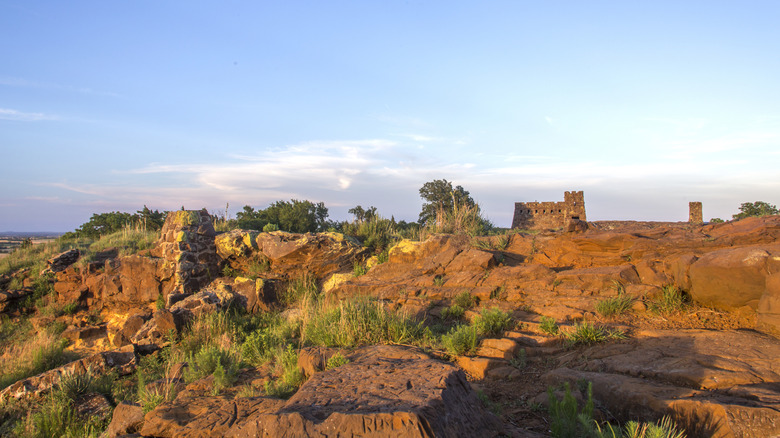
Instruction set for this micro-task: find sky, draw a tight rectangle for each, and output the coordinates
[2,1,779,232]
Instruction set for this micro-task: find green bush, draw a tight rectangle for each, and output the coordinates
[263,223,279,232]
[441,304,466,320]
[353,262,368,277]
[325,352,349,370]
[473,308,513,337]
[441,324,478,356]
[548,382,594,438]
[595,294,634,318]
[452,290,476,309]
[540,316,559,335]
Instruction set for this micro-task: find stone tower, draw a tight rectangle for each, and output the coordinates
[689,202,703,224]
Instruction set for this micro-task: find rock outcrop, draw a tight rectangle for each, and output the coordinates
[137,345,503,437]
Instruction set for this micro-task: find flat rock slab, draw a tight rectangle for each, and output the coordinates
[141,345,503,437]
[546,329,780,438]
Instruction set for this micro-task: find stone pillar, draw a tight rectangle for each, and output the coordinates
[689,202,703,224]
[155,209,219,295]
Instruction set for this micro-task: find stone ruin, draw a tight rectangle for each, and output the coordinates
[689,201,703,224]
[512,191,586,230]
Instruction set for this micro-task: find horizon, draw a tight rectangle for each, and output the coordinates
[2,1,779,232]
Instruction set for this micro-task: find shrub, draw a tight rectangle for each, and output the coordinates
[441,304,466,320]
[473,308,513,337]
[441,324,478,356]
[452,290,476,309]
[433,275,445,286]
[263,223,279,232]
[264,345,304,399]
[595,294,634,318]
[563,322,626,346]
[540,316,559,335]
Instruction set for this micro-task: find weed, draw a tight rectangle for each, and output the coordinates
[595,294,634,318]
[155,293,166,310]
[540,316,559,335]
[236,384,261,398]
[649,285,688,315]
[473,308,513,337]
[376,250,389,264]
[476,390,503,415]
[441,305,466,320]
[563,322,626,346]
[490,286,506,300]
[302,297,424,348]
[433,275,445,286]
[279,274,319,307]
[441,324,478,356]
[325,352,349,369]
[452,290,476,309]
[548,381,594,438]
[264,345,304,399]
[353,262,368,277]
[510,348,527,369]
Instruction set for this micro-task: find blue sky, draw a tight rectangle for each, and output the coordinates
[2,1,779,231]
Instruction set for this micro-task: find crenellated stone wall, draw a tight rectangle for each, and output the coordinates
[512,191,586,230]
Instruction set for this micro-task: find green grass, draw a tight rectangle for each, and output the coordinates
[473,308,513,337]
[325,352,349,369]
[540,316,559,335]
[441,324,478,356]
[563,322,626,346]
[441,304,466,320]
[278,274,319,307]
[352,261,368,277]
[302,297,424,348]
[595,294,634,318]
[452,290,476,309]
[649,286,688,315]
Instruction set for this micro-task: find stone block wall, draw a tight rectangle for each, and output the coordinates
[154,210,219,295]
[512,191,586,230]
[689,202,703,224]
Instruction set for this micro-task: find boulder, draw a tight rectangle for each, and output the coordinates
[757,272,780,336]
[689,244,780,312]
[106,402,145,437]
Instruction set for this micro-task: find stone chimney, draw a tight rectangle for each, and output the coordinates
[689,202,703,224]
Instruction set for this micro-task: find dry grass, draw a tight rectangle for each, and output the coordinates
[0,329,71,390]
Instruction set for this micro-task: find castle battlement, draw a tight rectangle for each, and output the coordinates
[512,191,586,230]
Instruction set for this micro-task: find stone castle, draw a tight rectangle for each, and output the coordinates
[512,191,586,230]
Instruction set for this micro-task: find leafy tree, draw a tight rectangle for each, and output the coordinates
[348,205,377,223]
[235,205,267,230]
[418,179,476,224]
[71,211,137,237]
[733,201,778,220]
[261,200,329,233]
[137,205,166,231]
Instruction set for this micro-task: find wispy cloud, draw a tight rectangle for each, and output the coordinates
[0,108,58,121]
[0,76,122,98]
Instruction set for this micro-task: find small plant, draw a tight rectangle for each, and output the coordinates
[353,262,368,277]
[540,316,559,335]
[473,308,513,337]
[441,304,466,320]
[325,352,349,369]
[156,293,166,310]
[595,294,634,318]
[510,348,527,369]
[452,290,476,309]
[279,274,319,307]
[563,321,626,346]
[433,275,445,286]
[222,265,240,277]
[489,286,506,300]
[441,324,478,356]
[649,285,688,315]
[547,381,594,438]
[376,249,389,264]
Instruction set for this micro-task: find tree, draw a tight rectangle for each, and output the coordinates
[418,179,476,224]
[732,201,778,220]
[235,205,267,230]
[263,199,329,233]
[348,205,378,223]
[137,205,166,231]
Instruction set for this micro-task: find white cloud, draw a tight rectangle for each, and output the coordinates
[0,108,58,121]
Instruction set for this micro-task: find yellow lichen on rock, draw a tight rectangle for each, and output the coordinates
[323,273,353,294]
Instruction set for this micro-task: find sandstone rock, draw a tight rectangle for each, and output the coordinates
[106,402,145,437]
[43,249,80,274]
[757,272,780,336]
[0,346,136,402]
[456,356,505,380]
[112,312,152,348]
[553,265,640,295]
[689,244,780,312]
[141,345,503,437]
[131,310,180,351]
[477,338,519,360]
